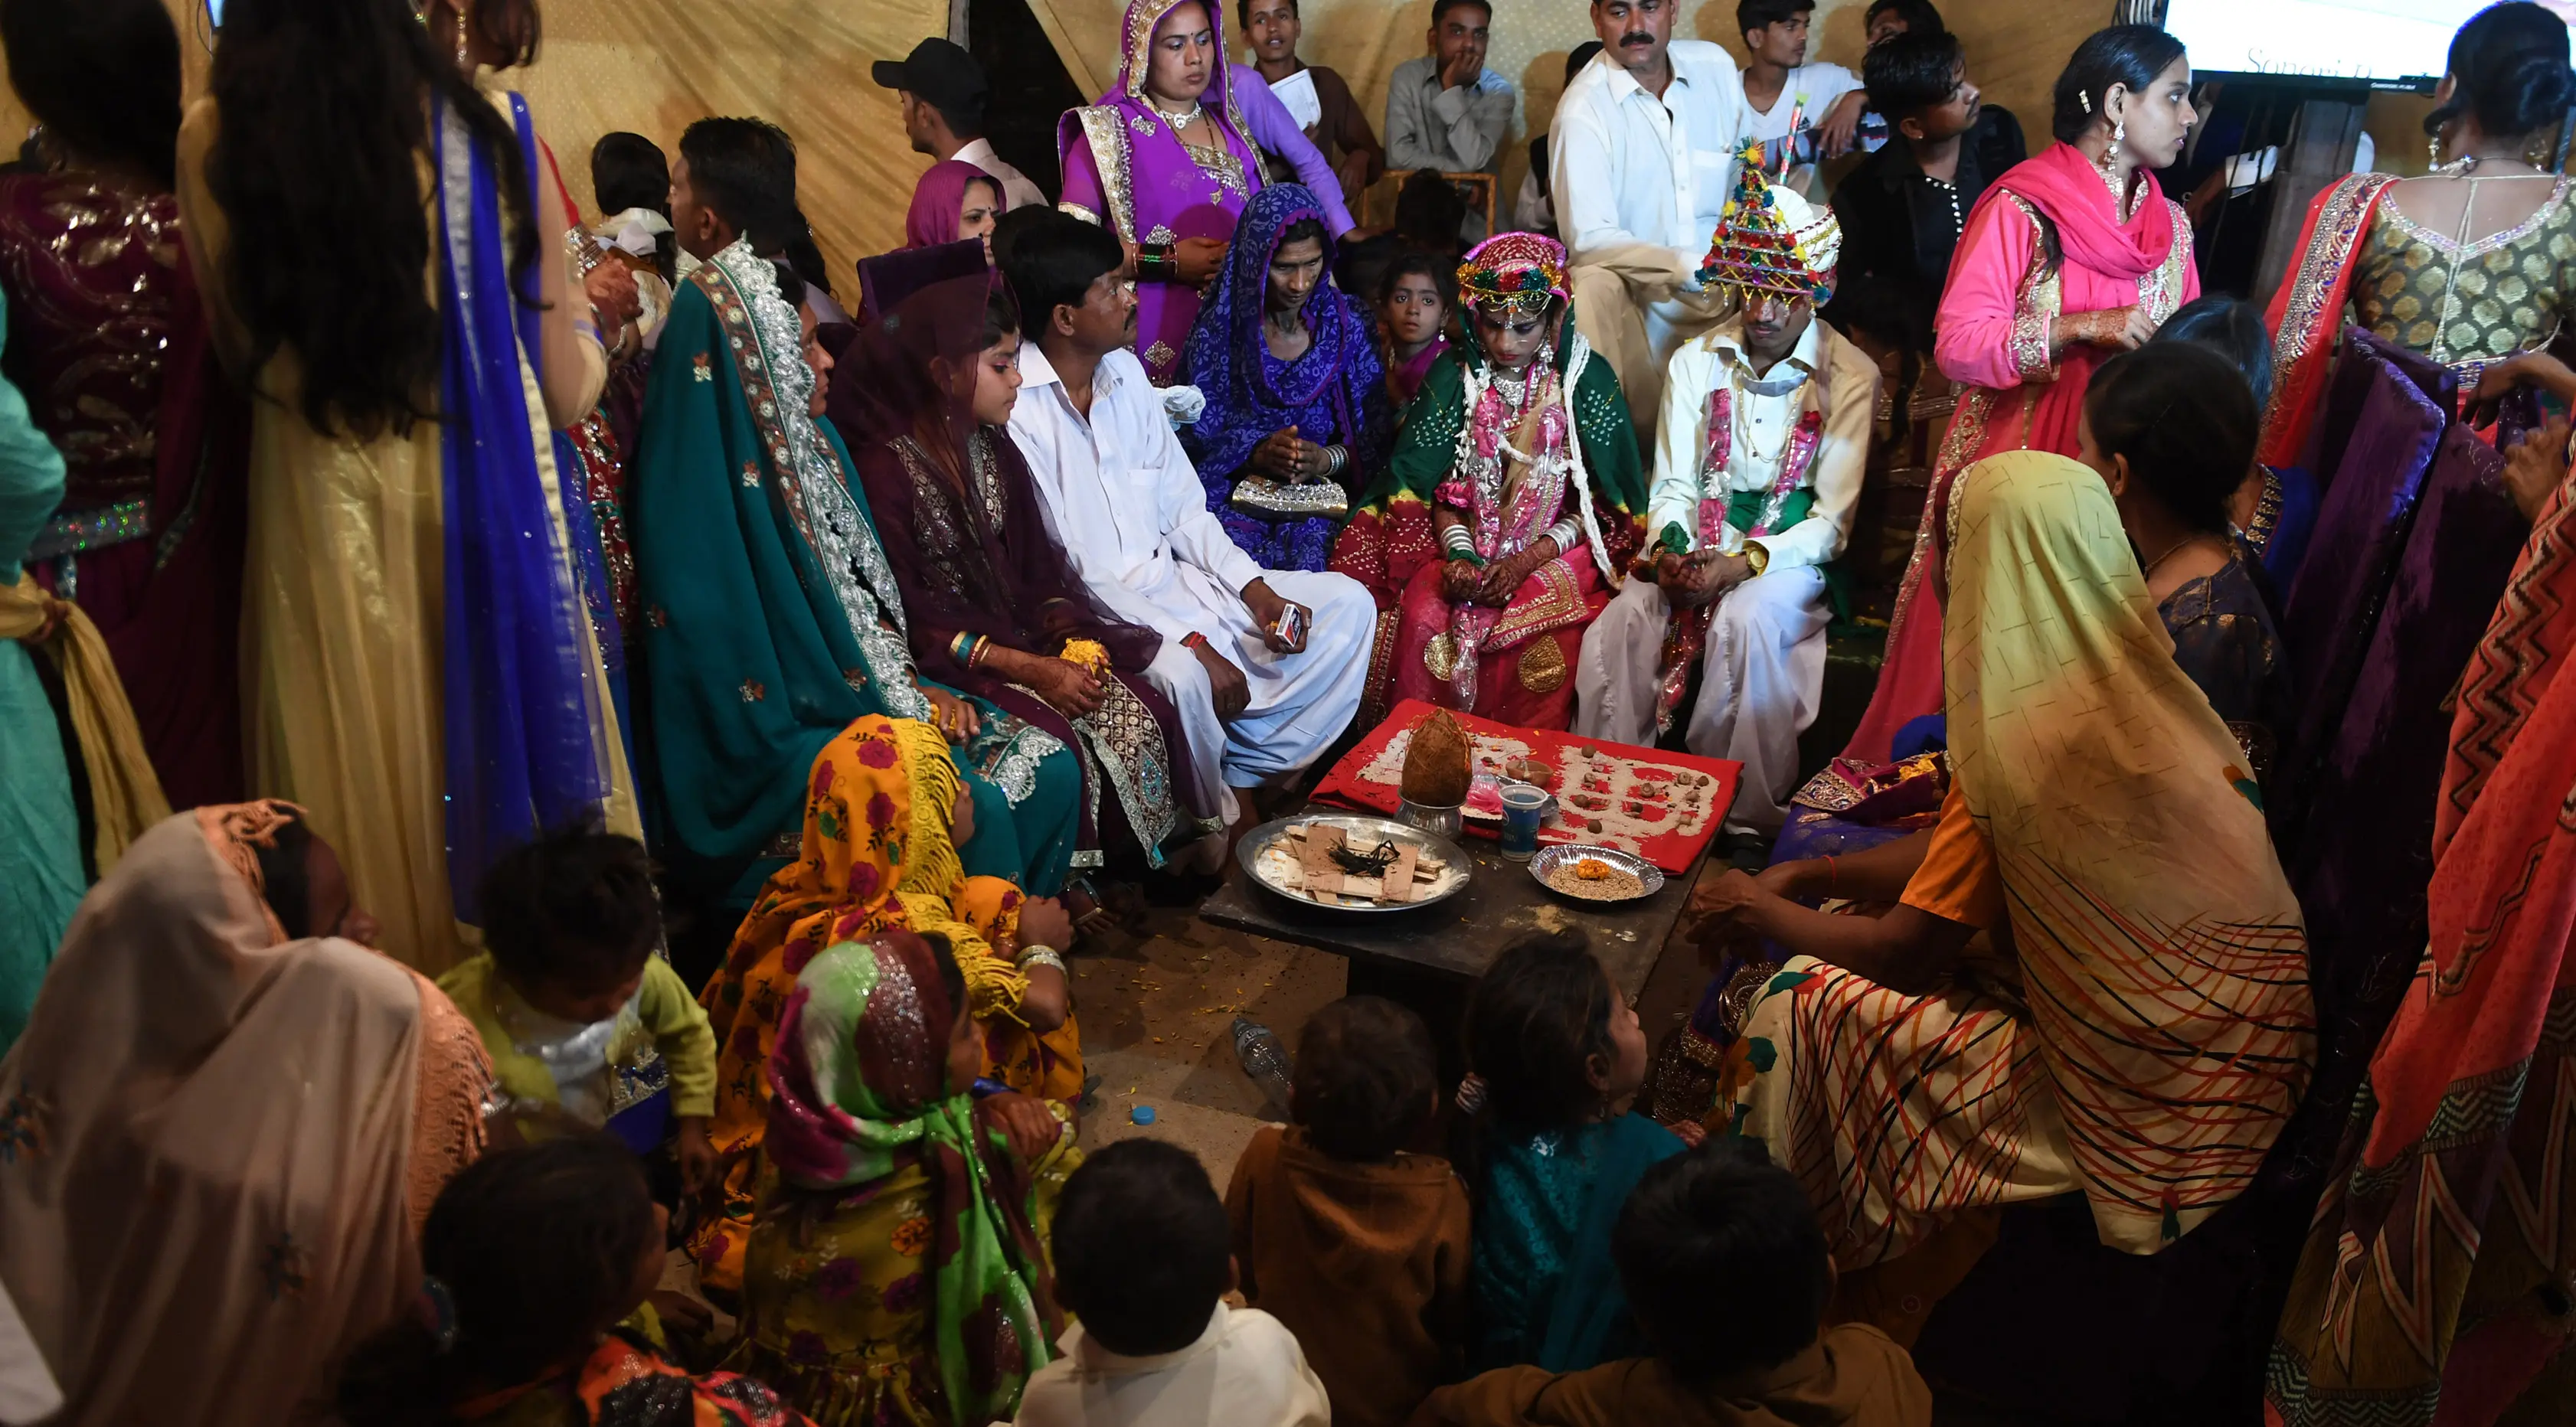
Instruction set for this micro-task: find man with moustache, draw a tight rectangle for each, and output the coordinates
[1549,0,1746,441]
[1574,161,1873,838]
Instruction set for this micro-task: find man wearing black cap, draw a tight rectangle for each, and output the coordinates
[872,38,1045,211]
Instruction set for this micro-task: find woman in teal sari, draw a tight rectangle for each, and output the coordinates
[629,228,1078,919]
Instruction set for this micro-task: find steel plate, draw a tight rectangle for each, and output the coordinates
[1527,843,1666,904]
[1235,812,1472,914]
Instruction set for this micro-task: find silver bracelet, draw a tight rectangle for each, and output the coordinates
[1017,946,1067,975]
[1325,443,1348,477]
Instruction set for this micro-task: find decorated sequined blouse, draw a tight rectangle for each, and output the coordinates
[0,173,183,535]
[2355,179,2576,367]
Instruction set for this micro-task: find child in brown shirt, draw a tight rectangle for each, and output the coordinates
[1410,1140,1931,1426]
[1227,996,1473,1427]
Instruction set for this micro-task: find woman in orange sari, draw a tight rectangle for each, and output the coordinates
[689,715,1077,1297]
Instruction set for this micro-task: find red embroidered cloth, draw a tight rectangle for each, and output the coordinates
[1312,700,1741,873]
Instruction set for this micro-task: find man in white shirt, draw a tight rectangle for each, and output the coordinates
[1574,175,1873,834]
[1000,213,1371,827]
[1735,0,1866,195]
[872,38,1048,210]
[1550,0,1744,441]
[1012,1140,1331,1427]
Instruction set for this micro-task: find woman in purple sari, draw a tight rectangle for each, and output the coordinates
[841,243,1212,872]
[1181,182,1387,571]
[1058,0,1264,385]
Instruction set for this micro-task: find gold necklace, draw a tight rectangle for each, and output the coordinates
[2141,532,2202,580]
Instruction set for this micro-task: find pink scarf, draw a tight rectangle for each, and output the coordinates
[1976,142,2176,282]
[904,160,999,251]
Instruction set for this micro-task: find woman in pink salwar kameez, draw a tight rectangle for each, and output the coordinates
[1842,26,2202,763]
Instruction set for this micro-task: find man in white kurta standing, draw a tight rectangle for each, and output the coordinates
[1001,212,1371,831]
[1551,0,1745,441]
[1573,163,1873,836]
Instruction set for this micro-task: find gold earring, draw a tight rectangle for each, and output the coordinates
[453,6,471,69]
[2429,131,2444,167]
[2113,118,2126,148]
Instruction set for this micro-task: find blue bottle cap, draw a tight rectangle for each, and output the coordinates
[1129,1105,1158,1126]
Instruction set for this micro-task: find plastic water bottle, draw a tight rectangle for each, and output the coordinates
[1231,1017,1295,1115]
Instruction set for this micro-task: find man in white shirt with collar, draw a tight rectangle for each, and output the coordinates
[874,39,1048,211]
[1550,0,1745,437]
[1000,213,1371,828]
[1574,173,1873,834]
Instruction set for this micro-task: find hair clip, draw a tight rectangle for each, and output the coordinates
[2078,90,2092,113]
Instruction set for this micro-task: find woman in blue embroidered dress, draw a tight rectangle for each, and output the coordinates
[1181,182,1387,571]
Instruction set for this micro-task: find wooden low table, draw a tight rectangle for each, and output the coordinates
[1199,805,1710,1079]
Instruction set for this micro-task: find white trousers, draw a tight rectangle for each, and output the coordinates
[1571,567,1829,831]
[1140,568,1375,825]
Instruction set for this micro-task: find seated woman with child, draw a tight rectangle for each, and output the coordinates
[1330,233,1647,728]
[1688,435,2314,1301]
[1182,183,1388,573]
[689,716,1077,1298]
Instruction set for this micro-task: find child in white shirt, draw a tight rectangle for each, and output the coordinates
[1008,1140,1330,1427]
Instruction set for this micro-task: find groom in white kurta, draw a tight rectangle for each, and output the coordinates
[1004,217,1371,826]
[1572,177,1873,833]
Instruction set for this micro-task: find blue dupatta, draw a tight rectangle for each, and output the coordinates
[433,89,611,923]
[1179,183,1384,569]
[1182,183,1383,482]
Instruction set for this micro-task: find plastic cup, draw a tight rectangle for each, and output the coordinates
[1499,783,1549,861]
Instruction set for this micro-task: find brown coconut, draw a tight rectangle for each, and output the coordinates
[1401,709,1472,807]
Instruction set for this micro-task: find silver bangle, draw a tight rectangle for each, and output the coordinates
[1018,946,1066,975]
[1325,443,1348,477]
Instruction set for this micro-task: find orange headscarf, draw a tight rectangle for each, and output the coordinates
[691,715,1045,1294]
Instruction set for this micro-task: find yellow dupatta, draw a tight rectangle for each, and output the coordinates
[0,575,168,871]
[691,715,1034,1293]
[1943,451,2315,1252]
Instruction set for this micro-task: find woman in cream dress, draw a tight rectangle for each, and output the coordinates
[177,0,637,971]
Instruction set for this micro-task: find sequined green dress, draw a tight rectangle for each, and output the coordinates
[2354,178,2576,369]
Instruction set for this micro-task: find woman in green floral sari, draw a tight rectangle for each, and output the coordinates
[725,930,1074,1427]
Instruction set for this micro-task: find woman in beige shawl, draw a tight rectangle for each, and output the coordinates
[0,802,492,1426]
[1690,451,2314,1272]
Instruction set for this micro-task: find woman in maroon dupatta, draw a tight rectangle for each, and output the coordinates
[904,160,1005,252]
[835,243,1214,877]
[0,0,248,809]
[1839,24,2199,765]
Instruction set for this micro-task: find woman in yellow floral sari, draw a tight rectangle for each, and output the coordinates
[691,715,1080,1295]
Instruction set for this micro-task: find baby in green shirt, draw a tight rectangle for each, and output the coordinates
[438,826,719,1199]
